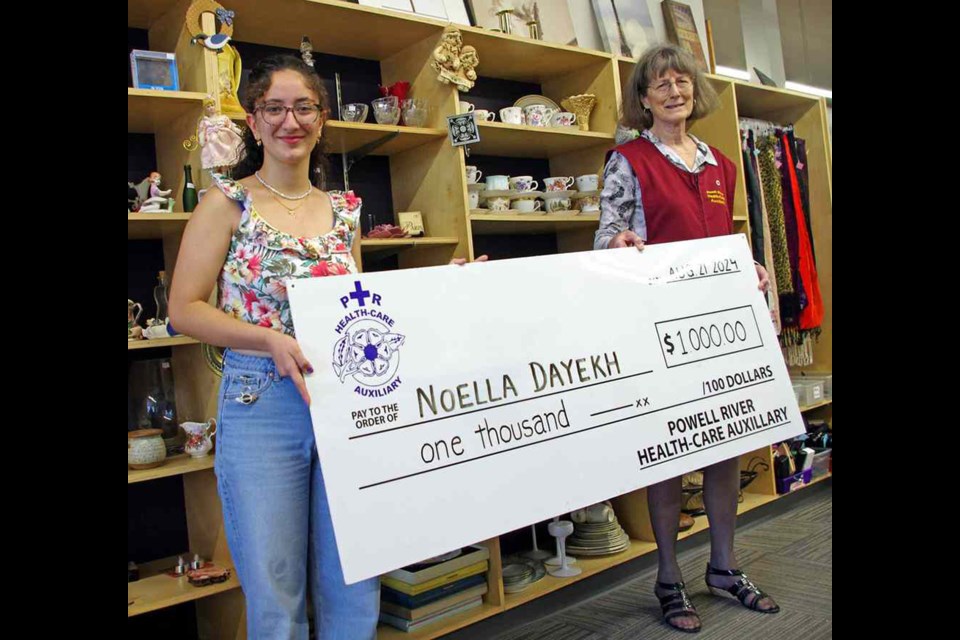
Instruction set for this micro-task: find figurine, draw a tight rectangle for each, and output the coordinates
[128,299,144,340]
[185,0,244,117]
[431,27,478,92]
[217,42,245,117]
[128,173,175,212]
[458,45,480,90]
[185,97,245,172]
[131,172,175,212]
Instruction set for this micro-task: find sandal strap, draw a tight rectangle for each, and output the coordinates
[731,578,770,610]
[706,569,769,609]
[655,582,697,615]
[706,563,744,577]
[664,608,700,624]
[705,563,778,613]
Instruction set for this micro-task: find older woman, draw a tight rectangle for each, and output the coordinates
[595,44,777,634]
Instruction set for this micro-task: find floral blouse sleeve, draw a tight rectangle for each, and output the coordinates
[594,151,647,250]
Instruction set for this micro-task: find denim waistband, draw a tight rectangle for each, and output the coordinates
[223,349,277,373]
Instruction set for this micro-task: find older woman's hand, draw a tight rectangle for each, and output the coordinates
[610,230,645,251]
[755,263,770,293]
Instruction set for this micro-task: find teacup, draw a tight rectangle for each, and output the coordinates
[487,196,511,211]
[508,176,539,192]
[522,104,557,127]
[544,176,574,191]
[499,107,523,125]
[550,111,578,127]
[544,196,572,213]
[576,195,600,212]
[486,175,509,191]
[513,199,541,213]
[575,174,599,192]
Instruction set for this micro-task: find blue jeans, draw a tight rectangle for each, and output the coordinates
[216,351,380,639]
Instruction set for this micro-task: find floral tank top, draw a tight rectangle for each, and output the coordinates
[211,173,360,336]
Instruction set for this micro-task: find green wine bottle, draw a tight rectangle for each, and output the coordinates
[182,165,198,212]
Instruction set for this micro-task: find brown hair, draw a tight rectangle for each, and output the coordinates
[621,43,719,131]
[232,55,331,188]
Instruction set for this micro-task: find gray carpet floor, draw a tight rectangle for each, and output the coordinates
[448,483,831,639]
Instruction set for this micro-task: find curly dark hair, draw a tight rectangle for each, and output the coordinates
[231,55,332,188]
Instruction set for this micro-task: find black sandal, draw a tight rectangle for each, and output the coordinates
[655,581,702,633]
[704,563,780,613]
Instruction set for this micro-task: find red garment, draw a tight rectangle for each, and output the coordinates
[781,133,823,329]
[615,137,737,243]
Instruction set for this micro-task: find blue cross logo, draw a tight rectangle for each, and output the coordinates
[349,281,371,307]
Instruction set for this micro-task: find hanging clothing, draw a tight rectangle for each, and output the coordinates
[781,132,824,331]
[741,129,766,265]
[757,135,796,327]
[791,133,816,265]
[748,131,782,335]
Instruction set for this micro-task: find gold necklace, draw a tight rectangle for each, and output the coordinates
[269,191,308,216]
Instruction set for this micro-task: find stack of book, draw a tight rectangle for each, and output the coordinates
[379,545,490,632]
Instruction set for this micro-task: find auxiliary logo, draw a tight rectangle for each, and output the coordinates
[332,280,405,398]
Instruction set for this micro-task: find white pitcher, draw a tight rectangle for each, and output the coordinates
[181,419,217,458]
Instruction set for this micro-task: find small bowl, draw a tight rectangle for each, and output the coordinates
[341,103,369,123]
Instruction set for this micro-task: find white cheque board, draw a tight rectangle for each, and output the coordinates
[288,235,804,583]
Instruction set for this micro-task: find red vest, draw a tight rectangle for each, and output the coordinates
[615,137,737,244]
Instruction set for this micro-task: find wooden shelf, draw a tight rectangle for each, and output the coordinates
[128,555,240,617]
[461,26,612,83]
[502,491,778,610]
[470,213,599,235]
[471,121,613,158]
[800,398,832,412]
[324,121,446,156]
[377,602,501,640]
[504,538,656,610]
[361,236,459,258]
[128,454,215,485]
[175,0,447,61]
[128,213,191,240]
[737,489,781,512]
[733,81,822,121]
[128,88,206,134]
[128,336,199,350]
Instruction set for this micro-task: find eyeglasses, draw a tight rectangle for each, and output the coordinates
[255,102,323,126]
[647,77,693,97]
